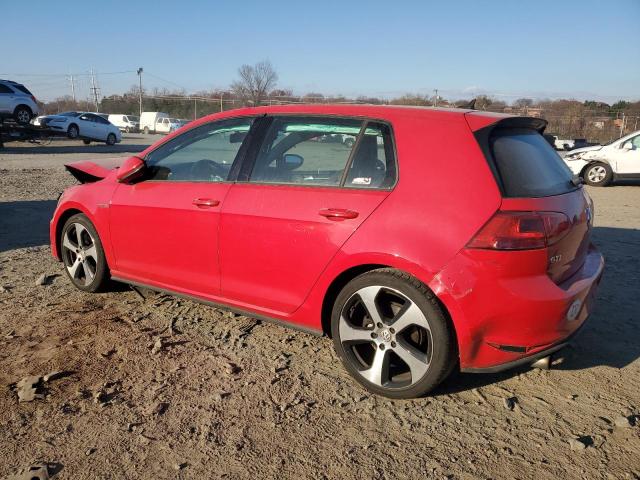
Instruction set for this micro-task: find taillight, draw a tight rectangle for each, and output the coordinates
[31,95,37,103]
[467,211,571,250]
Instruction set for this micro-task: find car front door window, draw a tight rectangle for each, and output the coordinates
[145,118,254,182]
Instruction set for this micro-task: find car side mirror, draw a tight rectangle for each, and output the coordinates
[117,156,146,183]
[282,153,304,170]
[622,142,633,150]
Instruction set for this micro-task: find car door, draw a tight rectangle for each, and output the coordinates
[78,114,98,139]
[219,115,397,314]
[614,134,640,175]
[109,117,254,296]
[0,84,13,113]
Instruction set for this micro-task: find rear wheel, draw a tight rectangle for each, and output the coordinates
[143,126,149,134]
[60,214,109,292]
[583,162,612,186]
[83,139,91,145]
[67,124,79,139]
[331,268,456,398]
[106,133,117,146]
[14,106,32,124]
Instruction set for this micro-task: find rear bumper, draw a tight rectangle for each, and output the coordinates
[430,244,604,372]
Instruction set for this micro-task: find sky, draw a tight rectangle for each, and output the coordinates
[2,0,639,103]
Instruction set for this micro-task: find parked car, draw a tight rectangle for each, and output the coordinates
[50,105,603,398]
[108,114,140,133]
[0,79,40,124]
[563,129,640,186]
[33,111,121,145]
[140,111,178,134]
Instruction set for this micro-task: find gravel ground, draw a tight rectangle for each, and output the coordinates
[0,138,639,479]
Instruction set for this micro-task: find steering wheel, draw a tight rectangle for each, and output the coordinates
[189,159,227,181]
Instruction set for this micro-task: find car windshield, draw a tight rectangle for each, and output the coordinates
[127,116,139,122]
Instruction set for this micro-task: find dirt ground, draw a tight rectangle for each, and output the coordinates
[0,137,639,480]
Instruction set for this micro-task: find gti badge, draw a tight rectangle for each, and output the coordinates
[549,254,562,264]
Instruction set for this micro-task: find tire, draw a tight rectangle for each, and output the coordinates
[67,124,79,139]
[60,214,110,293]
[143,126,149,134]
[83,139,91,145]
[331,268,456,399]
[583,162,612,187]
[125,126,130,133]
[106,133,117,146]
[344,137,355,148]
[14,105,32,124]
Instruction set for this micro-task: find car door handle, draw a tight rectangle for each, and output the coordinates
[192,198,220,208]
[318,208,359,220]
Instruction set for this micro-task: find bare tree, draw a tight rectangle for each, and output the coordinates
[231,61,278,106]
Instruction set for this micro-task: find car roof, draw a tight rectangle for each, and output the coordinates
[195,103,512,126]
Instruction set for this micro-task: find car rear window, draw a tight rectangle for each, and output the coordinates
[13,84,32,95]
[490,128,576,197]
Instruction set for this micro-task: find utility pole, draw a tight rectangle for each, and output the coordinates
[68,74,76,102]
[433,89,438,107]
[137,67,144,116]
[194,97,197,120]
[89,68,100,112]
[220,97,223,113]
[619,113,625,138]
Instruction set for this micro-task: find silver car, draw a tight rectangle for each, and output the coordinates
[0,79,40,124]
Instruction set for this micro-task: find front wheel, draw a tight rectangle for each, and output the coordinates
[331,268,456,399]
[584,162,612,186]
[106,133,117,146]
[143,126,149,134]
[60,214,109,292]
[83,139,91,145]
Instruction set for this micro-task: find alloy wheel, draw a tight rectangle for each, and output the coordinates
[16,108,31,124]
[339,285,432,389]
[62,223,99,286]
[587,165,607,183]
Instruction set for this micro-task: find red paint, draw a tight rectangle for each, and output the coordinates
[50,104,604,371]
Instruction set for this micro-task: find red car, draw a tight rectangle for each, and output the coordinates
[50,105,604,398]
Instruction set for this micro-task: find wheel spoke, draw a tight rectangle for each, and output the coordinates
[360,348,389,386]
[391,301,430,334]
[84,245,97,262]
[75,224,87,246]
[62,232,76,251]
[68,258,82,278]
[83,261,95,285]
[395,339,430,381]
[339,316,373,343]
[357,286,383,325]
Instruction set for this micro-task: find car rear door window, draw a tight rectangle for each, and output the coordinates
[490,128,576,197]
[0,84,14,94]
[248,117,362,186]
[344,122,396,189]
[145,117,254,182]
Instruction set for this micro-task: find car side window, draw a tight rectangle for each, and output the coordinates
[145,117,254,182]
[0,84,13,94]
[249,117,362,186]
[628,136,640,150]
[344,122,397,189]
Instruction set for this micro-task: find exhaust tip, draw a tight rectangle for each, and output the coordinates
[531,356,551,370]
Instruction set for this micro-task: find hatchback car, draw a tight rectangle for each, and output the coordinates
[34,111,121,145]
[50,105,604,398]
[0,79,40,123]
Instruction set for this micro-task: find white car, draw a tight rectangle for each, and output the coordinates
[563,130,640,186]
[33,111,122,145]
[0,79,40,124]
